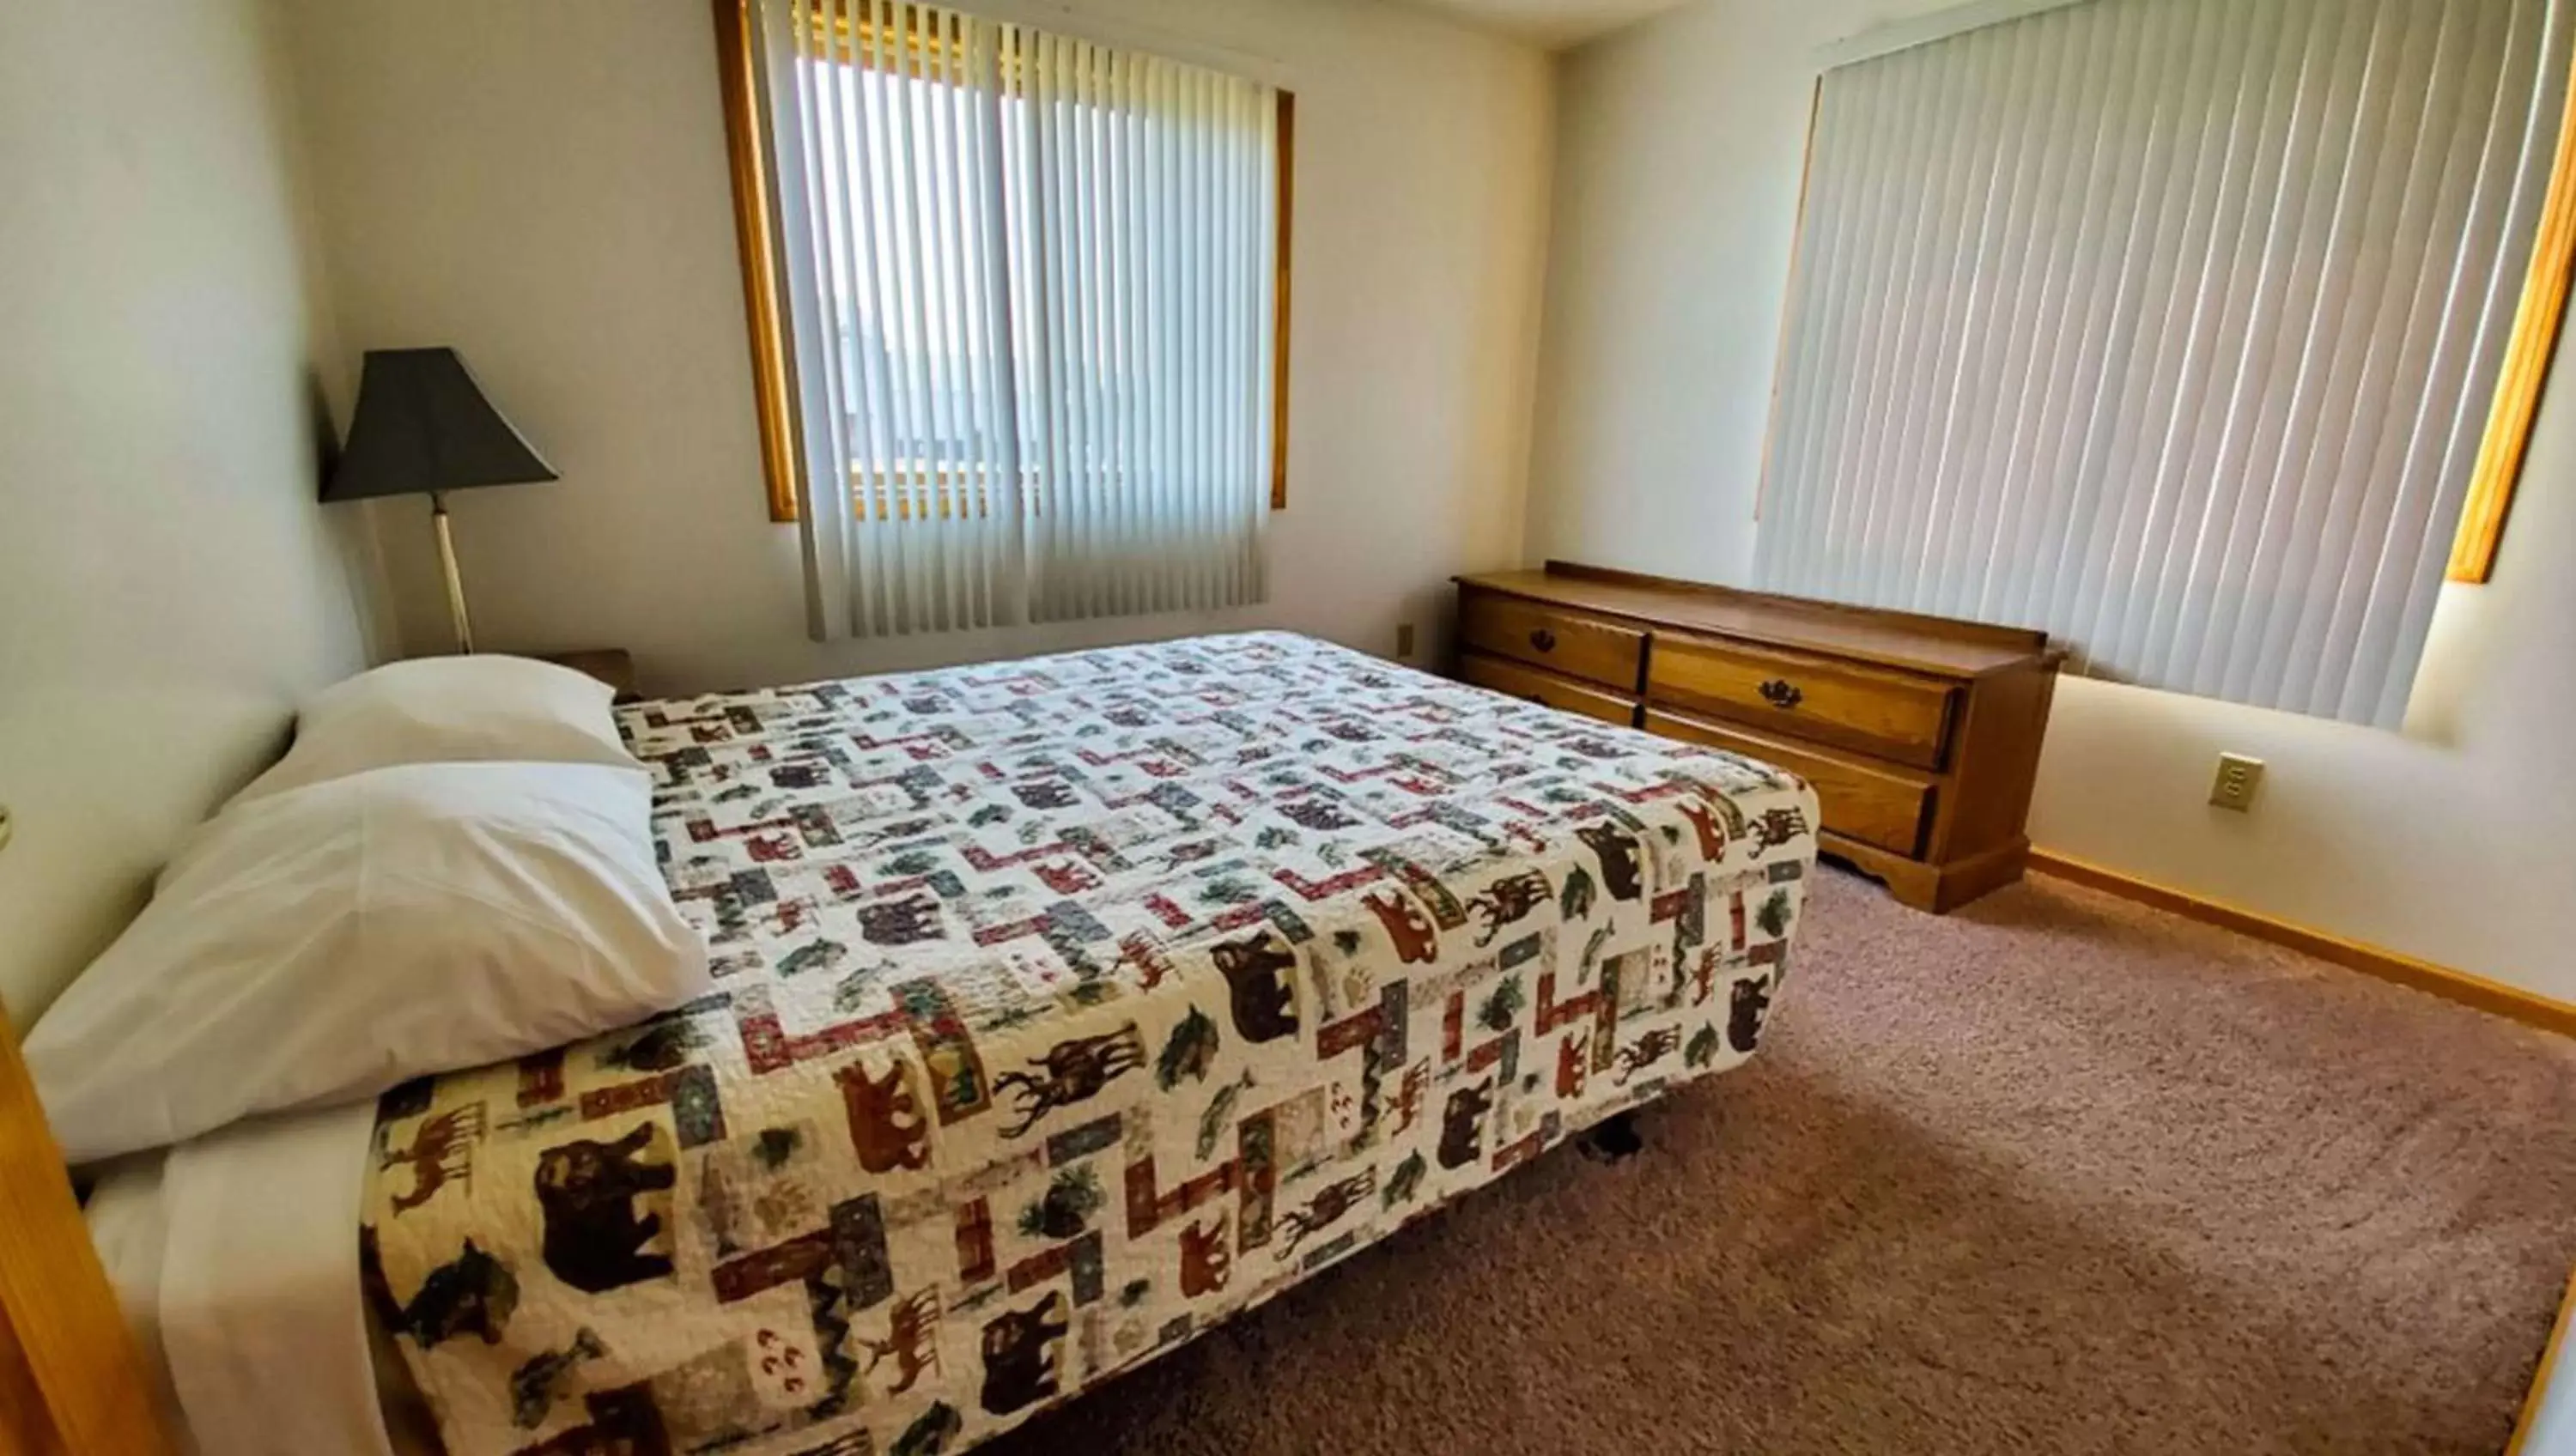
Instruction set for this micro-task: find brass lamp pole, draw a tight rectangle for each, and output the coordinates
[429,490,474,652]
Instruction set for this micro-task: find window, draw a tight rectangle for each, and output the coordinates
[715,0,1291,638]
[1757,0,2574,727]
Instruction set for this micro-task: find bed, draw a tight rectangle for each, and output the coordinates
[84,631,1816,1456]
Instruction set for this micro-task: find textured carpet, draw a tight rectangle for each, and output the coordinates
[985,866,2576,1456]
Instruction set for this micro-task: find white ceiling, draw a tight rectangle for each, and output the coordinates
[1389,0,1696,50]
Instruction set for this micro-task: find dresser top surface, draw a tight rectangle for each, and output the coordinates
[1455,564,2053,680]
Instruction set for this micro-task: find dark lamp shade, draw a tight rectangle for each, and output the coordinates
[321,348,557,502]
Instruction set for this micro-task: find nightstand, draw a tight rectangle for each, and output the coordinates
[540,649,640,704]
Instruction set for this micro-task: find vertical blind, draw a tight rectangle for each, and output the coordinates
[748,0,1279,640]
[1756,0,2572,726]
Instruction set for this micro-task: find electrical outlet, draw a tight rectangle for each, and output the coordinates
[2209,754,2264,812]
[1394,622,1417,660]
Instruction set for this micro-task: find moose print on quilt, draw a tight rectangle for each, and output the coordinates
[357,631,1816,1456]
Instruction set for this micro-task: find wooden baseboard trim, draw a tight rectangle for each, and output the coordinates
[2509,1267,2576,1455]
[2025,850,2576,1040]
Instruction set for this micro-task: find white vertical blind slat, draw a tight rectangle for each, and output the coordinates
[960,11,1003,625]
[1758,0,2570,727]
[1182,63,1209,610]
[1106,48,1142,618]
[1093,41,1118,611]
[1191,70,1218,611]
[1249,87,1278,604]
[848,0,893,632]
[898,3,947,628]
[787,0,854,636]
[1060,31,1094,623]
[923,7,969,628]
[866,0,926,635]
[876,2,930,627]
[1002,23,1043,623]
[1018,26,1060,620]
[1093,45,1128,616]
[1036,30,1078,622]
[858,0,896,624]
[1154,58,1178,610]
[969,19,1026,628]
[1095,47,1125,610]
[1235,85,1262,604]
[949,9,995,627]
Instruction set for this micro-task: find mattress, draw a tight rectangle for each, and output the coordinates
[218,632,1817,1456]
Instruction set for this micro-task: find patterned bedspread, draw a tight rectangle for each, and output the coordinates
[360,632,1817,1456]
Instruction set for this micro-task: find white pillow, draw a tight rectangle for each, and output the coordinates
[229,654,637,806]
[27,761,708,1164]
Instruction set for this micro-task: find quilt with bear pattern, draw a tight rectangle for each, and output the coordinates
[359,631,1817,1456]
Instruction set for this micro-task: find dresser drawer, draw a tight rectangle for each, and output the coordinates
[1648,633,1956,769]
[1644,710,1933,858]
[1459,651,1640,727]
[1458,589,1645,692]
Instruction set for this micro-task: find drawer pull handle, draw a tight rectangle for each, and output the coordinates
[1759,678,1804,710]
[1528,628,1558,652]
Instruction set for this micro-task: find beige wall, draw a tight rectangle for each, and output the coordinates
[1531,0,2576,1004]
[279,0,1556,695]
[0,0,384,1028]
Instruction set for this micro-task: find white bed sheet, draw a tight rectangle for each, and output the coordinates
[82,1150,188,1441]
[85,1100,398,1456]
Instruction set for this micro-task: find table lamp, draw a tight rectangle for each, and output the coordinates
[322,348,557,653]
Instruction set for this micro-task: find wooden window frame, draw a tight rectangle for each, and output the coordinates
[2450,64,2576,584]
[712,0,1294,525]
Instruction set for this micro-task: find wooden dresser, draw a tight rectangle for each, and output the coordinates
[1452,561,2061,913]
